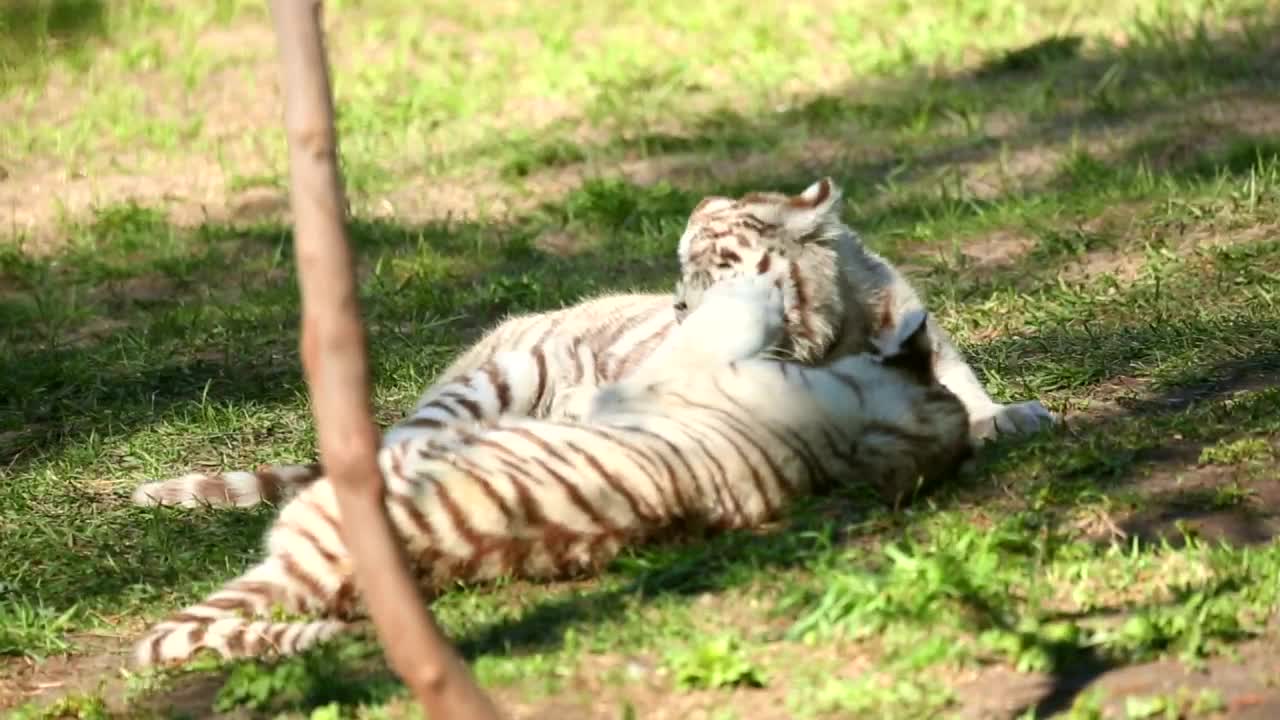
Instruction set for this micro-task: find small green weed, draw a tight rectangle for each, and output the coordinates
[1122,687,1225,719]
[1198,436,1274,465]
[7,692,111,720]
[210,638,390,713]
[663,634,766,691]
[785,519,1280,671]
[0,601,78,659]
[791,674,953,719]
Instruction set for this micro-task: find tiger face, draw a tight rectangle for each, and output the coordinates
[674,178,848,363]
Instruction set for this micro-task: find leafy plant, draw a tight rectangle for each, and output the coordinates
[663,634,766,690]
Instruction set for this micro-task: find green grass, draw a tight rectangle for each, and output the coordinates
[4,0,1280,718]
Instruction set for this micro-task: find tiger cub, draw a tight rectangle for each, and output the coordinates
[130,178,1054,510]
[133,267,973,666]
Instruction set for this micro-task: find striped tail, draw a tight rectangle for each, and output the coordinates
[131,463,324,508]
[135,616,350,666]
[132,559,355,666]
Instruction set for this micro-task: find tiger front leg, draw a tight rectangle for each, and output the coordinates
[929,334,1058,445]
[589,273,785,417]
[870,290,1058,447]
[635,272,785,380]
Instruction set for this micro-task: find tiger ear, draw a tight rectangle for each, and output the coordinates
[878,310,936,384]
[784,177,843,239]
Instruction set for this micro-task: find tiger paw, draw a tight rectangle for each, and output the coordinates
[970,400,1058,444]
[682,273,785,364]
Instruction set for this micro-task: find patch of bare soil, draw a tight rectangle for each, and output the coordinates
[958,229,1038,271]
[1062,360,1280,548]
[0,634,131,713]
[1115,461,1280,548]
[954,630,1280,719]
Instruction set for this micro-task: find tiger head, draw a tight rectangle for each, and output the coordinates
[674,178,862,363]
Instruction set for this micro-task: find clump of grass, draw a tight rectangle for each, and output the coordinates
[1198,436,1274,465]
[664,634,767,691]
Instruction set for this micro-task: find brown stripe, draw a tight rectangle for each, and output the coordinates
[195,475,228,503]
[527,319,557,354]
[609,320,676,378]
[532,454,617,531]
[788,263,816,342]
[256,470,283,504]
[572,425,673,514]
[600,301,666,351]
[147,631,167,662]
[820,427,858,470]
[570,340,588,384]
[717,387,823,493]
[288,521,342,568]
[450,457,516,521]
[432,476,486,550]
[706,418,777,517]
[564,438,651,522]
[665,392,775,517]
[590,305,664,379]
[695,382,788,508]
[531,344,549,412]
[308,501,344,545]
[738,214,774,233]
[399,415,446,430]
[784,425,830,489]
[167,612,214,625]
[389,489,435,541]
[225,627,246,656]
[507,427,617,526]
[621,425,697,516]
[279,552,329,608]
[664,418,740,521]
[447,393,485,420]
[507,475,572,576]
[692,195,726,215]
[228,579,277,599]
[485,362,512,412]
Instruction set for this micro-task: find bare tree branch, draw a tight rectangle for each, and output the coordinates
[266,1,501,716]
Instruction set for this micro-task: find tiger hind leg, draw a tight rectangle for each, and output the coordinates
[134,482,359,665]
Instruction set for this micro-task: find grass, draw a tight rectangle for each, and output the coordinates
[3,0,1280,717]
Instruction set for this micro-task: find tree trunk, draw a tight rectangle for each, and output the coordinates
[266,1,501,716]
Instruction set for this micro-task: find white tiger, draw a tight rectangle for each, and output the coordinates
[134,261,975,665]
[131,178,1055,509]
